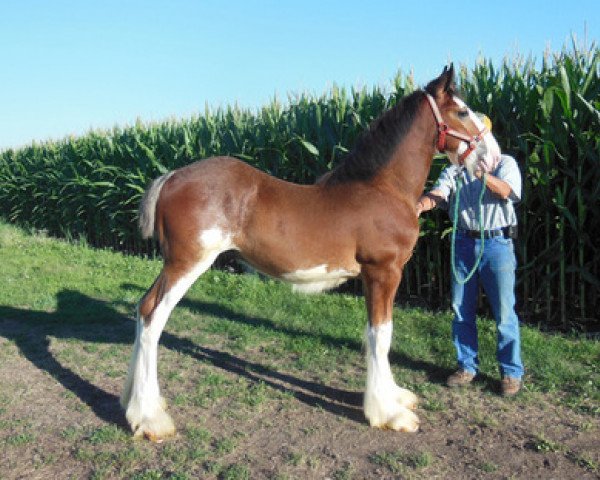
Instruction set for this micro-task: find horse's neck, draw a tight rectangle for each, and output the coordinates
[385,108,437,200]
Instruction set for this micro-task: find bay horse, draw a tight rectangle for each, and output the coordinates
[120,65,493,441]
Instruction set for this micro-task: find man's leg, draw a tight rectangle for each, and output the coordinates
[451,235,480,377]
[480,238,524,382]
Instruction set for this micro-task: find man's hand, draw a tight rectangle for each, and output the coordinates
[477,170,514,200]
[416,190,445,217]
[473,157,489,180]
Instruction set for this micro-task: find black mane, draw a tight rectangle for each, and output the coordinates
[325,89,427,185]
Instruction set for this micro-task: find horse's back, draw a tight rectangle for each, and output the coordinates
[152,157,358,276]
[152,155,418,283]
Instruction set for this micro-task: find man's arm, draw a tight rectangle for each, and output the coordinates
[474,170,513,200]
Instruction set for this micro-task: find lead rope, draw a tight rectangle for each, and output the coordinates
[450,172,487,284]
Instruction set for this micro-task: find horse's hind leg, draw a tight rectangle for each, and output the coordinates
[121,249,221,442]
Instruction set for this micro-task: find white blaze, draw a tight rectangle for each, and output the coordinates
[451,96,501,175]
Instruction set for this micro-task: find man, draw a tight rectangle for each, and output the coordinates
[416,150,524,397]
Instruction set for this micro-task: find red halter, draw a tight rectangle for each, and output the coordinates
[425,93,488,165]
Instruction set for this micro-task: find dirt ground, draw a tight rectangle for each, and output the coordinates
[1,315,598,480]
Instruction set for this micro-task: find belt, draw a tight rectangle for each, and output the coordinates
[464,226,517,239]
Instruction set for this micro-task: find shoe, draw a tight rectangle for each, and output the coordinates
[500,376,522,397]
[446,370,475,387]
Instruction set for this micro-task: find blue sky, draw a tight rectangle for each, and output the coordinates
[1,0,597,150]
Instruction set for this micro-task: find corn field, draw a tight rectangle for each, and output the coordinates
[1,43,598,330]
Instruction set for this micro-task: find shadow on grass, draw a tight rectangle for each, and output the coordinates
[160,286,498,389]
[0,285,492,430]
[0,292,129,428]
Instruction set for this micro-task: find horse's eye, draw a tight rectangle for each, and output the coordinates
[457,110,469,119]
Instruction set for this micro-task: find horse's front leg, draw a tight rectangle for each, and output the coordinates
[362,265,419,432]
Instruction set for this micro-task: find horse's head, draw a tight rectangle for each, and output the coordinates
[425,65,501,175]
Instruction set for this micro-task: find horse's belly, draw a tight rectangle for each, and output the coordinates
[281,264,360,294]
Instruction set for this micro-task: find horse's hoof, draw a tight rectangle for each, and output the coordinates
[377,406,420,432]
[128,408,176,442]
[396,389,419,411]
[366,402,420,433]
[143,430,166,443]
[387,410,420,432]
[132,424,175,443]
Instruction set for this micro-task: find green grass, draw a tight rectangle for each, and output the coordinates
[479,461,498,473]
[369,448,433,474]
[0,221,599,478]
[0,221,598,406]
[332,463,354,480]
[219,463,250,480]
[89,425,129,444]
[530,432,565,453]
[5,432,35,447]
[568,452,599,473]
[528,432,599,474]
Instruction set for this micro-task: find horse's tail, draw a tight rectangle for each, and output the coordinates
[138,172,175,239]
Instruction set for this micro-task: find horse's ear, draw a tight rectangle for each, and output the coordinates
[427,64,456,98]
[444,63,456,93]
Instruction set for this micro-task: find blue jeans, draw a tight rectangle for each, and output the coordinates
[451,232,524,379]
